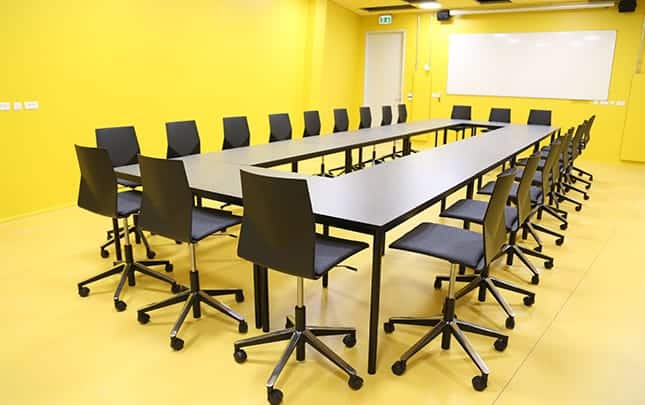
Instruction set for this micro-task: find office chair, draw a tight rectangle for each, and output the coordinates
[527,109,552,126]
[441,154,554,285]
[378,105,400,161]
[96,126,154,260]
[302,110,332,177]
[75,145,178,311]
[135,155,247,351]
[571,115,594,183]
[489,108,511,124]
[447,105,473,142]
[166,120,200,158]
[327,108,351,176]
[233,169,367,404]
[384,170,516,391]
[268,113,292,143]
[354,106,383,169]
[223,116,251,150]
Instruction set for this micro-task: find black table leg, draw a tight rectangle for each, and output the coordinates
[368,231,385,375]
[112,218,122,261]
[443,128,448,145]
[402,137,411,156]
[253,264,262,329]
[345,150,353,174]
[434,131,438,147]
[322,225,329,288]
[291,161,298,173]
[260,266,269,332]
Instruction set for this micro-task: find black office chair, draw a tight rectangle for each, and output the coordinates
[75,145,178,311]
[303,110,331,178]
[327,108,351,176]
[441,154,553,285]
[571,115,594,183]
[166,120,201,158]
[527,109,552,126]
[447,105,473,141]
[269,113,292,143]
[489,108,511,123]
[396,103,418,155]
[96,126,154,260]
[384,170,516,391]
[223,116,251,150]
[233,169,367,404]
[354,106,383,169]
[135,155,247,351]
[379,105,401,161]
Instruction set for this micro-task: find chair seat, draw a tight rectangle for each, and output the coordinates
[440,199,519,231]
[314,235,369,277]
[515,168,543,184]
[118,178,141,188]
[390,223,485,271]
[117,190,143,217]
[191,207,242,242]
[478,181,543,204]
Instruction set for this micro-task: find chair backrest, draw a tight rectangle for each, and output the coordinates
[451,105,472,120]
[303,110,321,137]
[570,123,585,163]
[527,109,552,126]
[359,106,372,129]
[166,120,201,158]
[333,108,349,133]
[489,108,511,123]
[138,155,193,243]
[381,105,393,126]
[397,104,408,124]
[268,113,292,143]
[95,126,140,167]
[515,153,540,224]
[482,168,516,266]
[222,116,251,150]
[558,128,573,174]
[541,139,562,197]
[75,145,117,218]
[583,115,595,146]
[238,170,316,279]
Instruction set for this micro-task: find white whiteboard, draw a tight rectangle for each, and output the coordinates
[446,31,616,100]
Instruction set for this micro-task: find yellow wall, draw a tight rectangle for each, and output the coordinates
[359,7,645,162]
[0,0,362,221]
[620,74,645,161]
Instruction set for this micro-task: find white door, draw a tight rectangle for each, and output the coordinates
[363,31,405,126]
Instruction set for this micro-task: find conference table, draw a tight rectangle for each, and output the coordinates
[116,118,559,374]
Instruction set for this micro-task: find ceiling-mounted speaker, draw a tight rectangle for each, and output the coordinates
[618,0,636,12]
[437,10,451,21]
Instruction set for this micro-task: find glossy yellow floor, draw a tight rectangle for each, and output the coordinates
[2,147,644,405]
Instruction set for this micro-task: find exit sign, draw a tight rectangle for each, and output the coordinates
[378,15,392,25]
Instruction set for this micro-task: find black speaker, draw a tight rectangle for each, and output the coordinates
[437,10,451,21]
[618,0,636,12]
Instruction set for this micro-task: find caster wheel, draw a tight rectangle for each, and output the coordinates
[575,206,582,212]
[238,320,248,334]
[235,291,244,303]
[175,240,182,245]
[268,389,283,405]
[233,349,247,363]
[556,238,564,246]
[560,224,568,231]
[343,334,357,348]
[170,337,184,351]
[472,375,488,391]
[533,246,542,253]
[545,260,554,269]
[524,296,535,306]
[165,263,173,273]
[383,322,395,334]
[171,283,183,294]
[137,312,150,324]
[114,300,127,312]
[100,249,109,258]
[348,375,363,390]
[584,195,590,200]
[531,275,540,285]
[78,286,90,297]
[505,317,515,330]
[391,360,406,376]
[494,337,508,352]
[434,279,442,289]
[147,250,156,259]
[585,185,591,190]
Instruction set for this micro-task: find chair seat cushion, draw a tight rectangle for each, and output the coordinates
[314,235,369,277]
[118,178,141,188]
[440,199,519,231]
[191,207,242,242]
[478,181,543,204]
[117,190,142,217]
[390,223,485,271]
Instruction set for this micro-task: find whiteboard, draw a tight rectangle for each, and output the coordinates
[446,31,616,100]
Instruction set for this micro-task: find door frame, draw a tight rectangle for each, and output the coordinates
[363,30,407,106]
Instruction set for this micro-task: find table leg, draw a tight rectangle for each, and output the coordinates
[291,161,298,173]
[345,150,353,174]
[533,142,540,153]
[402,137,411,156]
[463,181,474,230]
[253,264,262,329]
[434,131,438,147]
[112,218,122,261]
[322,225,329,288]
[368,231,385,375]
[443,128,448,145]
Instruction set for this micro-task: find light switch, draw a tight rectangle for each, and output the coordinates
[0,102,10,111]
[424,64,431,72]
[407,92,413,101]
[24,101,39,110]
[13,102,22,110]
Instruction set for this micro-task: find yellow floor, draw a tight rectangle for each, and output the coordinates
[2,146,645,405]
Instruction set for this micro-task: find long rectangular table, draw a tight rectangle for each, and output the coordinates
[116,119,559,374]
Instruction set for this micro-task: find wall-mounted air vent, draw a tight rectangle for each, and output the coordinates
[362,5,416,12]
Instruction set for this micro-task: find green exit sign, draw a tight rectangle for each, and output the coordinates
[378,15,392,25]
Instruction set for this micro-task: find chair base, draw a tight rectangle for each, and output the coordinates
[137,269,246,350]
[102,224,155,259]
[233,305,362,404]
[434,268,536,330]
[505,229,555,285]
[572,166,593,181]
[77,244,177,311]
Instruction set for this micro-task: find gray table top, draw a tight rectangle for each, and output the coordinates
[116,119,557,233]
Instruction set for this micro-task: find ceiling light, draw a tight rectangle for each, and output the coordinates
[418,2,443,10]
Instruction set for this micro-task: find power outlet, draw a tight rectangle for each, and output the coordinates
[24,101,39,110]
[13,102,22,110]
[0,102,10,111]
